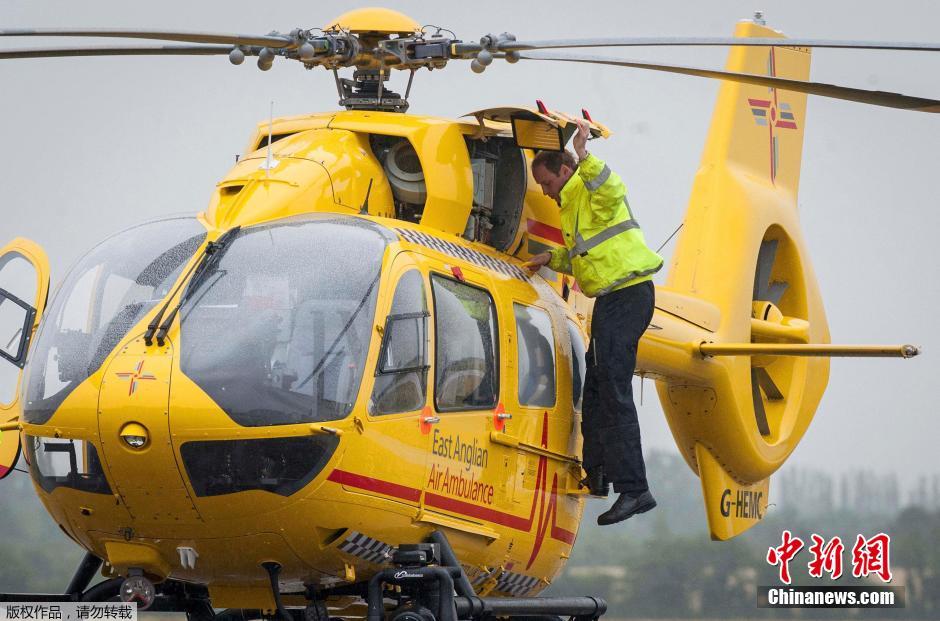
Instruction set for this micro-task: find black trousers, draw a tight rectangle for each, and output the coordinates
[582,280,655,495]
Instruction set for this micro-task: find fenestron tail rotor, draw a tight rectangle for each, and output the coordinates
[751,239,790,436]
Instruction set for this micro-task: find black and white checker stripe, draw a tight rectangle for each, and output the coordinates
[495,570,541,596]
[465,565,493,589]
[338,531,392,565]
[395,228,530,282]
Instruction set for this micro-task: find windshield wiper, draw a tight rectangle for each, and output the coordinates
[295,273,381,391]
[144,226,241,346]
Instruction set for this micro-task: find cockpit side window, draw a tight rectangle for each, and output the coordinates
[430,274,498,412]
[23,218,207,425]
[25,436,111,495]
[370,269,429,416]
[514,303,557,408]
[566,318,586,412]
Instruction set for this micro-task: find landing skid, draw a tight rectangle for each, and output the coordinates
[1,533,607,621]
[350,531,607,621]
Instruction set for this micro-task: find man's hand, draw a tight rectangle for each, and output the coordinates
[572,118,591,162]
[523,252,552,274]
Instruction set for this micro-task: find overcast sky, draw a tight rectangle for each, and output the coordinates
[0,0,937,487]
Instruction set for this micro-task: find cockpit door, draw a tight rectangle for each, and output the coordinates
[335,252,431,505]
[0,238,50,479]
[418,259,507,539]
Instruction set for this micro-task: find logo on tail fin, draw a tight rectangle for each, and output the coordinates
[747,48,800,184]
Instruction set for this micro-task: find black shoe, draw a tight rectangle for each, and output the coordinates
[597,491,657,525]
[579,466,609,497]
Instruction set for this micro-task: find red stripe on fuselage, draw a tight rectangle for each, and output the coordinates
[327,468,576,544]
[526,219,564,245]
[327,469,422,502]
[327,412,578,571]
[425,492,530,530]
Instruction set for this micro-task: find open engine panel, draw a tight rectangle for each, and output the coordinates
[368,134,527,252]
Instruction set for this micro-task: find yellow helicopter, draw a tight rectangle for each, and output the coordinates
[0,6,931,621]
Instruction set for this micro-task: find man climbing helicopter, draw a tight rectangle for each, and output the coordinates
[526,118,664,525]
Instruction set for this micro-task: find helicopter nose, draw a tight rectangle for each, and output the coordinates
[97,335,202,523]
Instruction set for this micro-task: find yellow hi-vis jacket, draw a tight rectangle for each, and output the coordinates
[547,154,663,298]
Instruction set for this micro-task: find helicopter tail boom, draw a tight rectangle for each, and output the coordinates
[655,20,824,540]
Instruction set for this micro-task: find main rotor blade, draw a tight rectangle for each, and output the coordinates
[501,36,940,53]
[0,45,241,60]
[519,52,940,113]
[0,29,292,49]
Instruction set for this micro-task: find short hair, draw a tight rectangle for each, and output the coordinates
[532,149,577,175]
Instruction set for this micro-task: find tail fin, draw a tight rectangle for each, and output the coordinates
[705,21,811,195]
[655,19,830,540]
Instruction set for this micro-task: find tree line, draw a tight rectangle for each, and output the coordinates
[1,450,938,617]
[550,451,940,618]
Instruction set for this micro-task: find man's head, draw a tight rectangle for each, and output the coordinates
[531,149,577,203]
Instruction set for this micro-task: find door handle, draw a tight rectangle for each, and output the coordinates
[423,416,441,424]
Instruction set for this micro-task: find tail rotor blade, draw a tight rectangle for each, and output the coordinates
[766,281,789,306]
[751,368,772,436]
[754,367,785,401]
[753,239,779,300]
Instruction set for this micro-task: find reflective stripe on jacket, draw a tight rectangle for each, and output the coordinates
[546,153,663,298]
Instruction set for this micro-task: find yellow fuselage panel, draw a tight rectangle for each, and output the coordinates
[216,110,584,309]
[24,219,584,602]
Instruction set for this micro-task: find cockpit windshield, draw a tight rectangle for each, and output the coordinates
[179,215,392,427]
[23,217,207,424]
